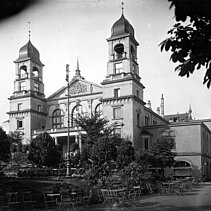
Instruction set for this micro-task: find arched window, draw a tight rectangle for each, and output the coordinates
[174,161,191,168]
[52,109,64,129]
[32,67,39,78]
[161,130,176,149]
[20,65,28,78]
[95,103,102,115]
[114,43,124,59]
[71,105,83,127]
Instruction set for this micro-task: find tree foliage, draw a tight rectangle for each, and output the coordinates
[28,132,61,167]
[74,112,112,144]
[0,127,11,162]
[142,137,176,169]
[116,139,135,169]
[160,0,211,88]
[91,136,117,165]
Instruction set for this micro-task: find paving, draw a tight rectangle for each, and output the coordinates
[38,182,211,211]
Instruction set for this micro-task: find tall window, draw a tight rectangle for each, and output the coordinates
[38,105,41,112]
[137,113,140,127]
[113,107,121,119]
[20,65,27,78]
[34,82,39,92]
[114,43,124,59]
[32,67,39,78]
[145,115,150,126]
[153,119,157,125]
[17,103,22,111]
[144,138,150,149]
[71,105,82,127]
[114,88,120,98]
[17,119,23,129]
[95,103,102,115]
[136,90,139,98]
[114,62,123,74]
[52,109,64,129]
[20,81,26,91]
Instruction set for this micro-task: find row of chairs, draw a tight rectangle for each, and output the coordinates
[100,186,143,205]
[158,179,194,195]
[0,191,36,210]
[44,189,92,210]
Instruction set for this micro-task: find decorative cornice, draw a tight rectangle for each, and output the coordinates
[7,109,47,117]
[101,75,145,89]
[9,92,46,101]
[101,95,145,105]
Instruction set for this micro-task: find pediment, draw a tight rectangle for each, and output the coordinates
[47,78,102,100]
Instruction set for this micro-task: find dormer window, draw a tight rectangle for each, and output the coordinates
[114,62,122,74]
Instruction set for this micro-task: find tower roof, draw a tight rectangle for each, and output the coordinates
[14,40,44,66]
[110,13,135,38]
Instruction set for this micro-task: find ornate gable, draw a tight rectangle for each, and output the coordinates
[47,78,102,101]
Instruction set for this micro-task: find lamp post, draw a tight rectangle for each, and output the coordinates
[66,64,71,177]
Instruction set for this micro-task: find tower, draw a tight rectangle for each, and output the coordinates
[8,38,46,143]
[101,9,145,147]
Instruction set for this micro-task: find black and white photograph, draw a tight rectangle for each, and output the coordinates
[0,0,211,210]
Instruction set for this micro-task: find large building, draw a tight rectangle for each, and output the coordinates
[6,11,211,179]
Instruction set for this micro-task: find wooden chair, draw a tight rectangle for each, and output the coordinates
[6,192,21,210]
[22,191,36,210]
[43,192,58,209]
[56,193,76,211]
[100,189,113,205]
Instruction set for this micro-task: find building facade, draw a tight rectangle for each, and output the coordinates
[6,11,211,179]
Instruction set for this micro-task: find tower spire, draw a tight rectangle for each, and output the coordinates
[121,2,124,15]
[72,57,84,80]
[76,57,79,71]
[28,21,31,41]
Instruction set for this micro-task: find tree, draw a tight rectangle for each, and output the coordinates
[91,136,117,165]
[116,139,135,169]
[28,132,61,167]
[0,127,11,162]
[142,137,176,170]
[8,131,23,153]
[74,112,112,144]
[160,0,211,88]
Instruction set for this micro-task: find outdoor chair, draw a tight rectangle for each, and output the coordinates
[56,193,76,211]
[22,191,36,210]
[43,192,58,209]
[0,193,9,211]
[77,189,91,205]
[100,189,113,205]
[129,186,142,200]
[6,192,21,210]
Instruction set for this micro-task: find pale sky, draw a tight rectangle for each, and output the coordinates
[0,0,211,128]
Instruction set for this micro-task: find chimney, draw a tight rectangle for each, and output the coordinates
[147,100,152,109]
[156,107,160,115]
[160,94,164,117]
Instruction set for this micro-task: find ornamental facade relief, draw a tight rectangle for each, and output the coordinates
[69,83,88,95]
